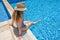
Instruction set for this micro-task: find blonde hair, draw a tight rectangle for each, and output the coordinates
[12,10,23,22]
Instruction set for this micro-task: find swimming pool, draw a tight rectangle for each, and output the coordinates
[2,0,60,40]
[0,2,11,22]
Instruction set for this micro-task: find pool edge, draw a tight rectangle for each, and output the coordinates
[0,0,38,40]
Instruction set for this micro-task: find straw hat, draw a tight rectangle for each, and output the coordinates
[14,2,27,11]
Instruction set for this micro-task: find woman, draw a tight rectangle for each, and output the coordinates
[11,2,41,40]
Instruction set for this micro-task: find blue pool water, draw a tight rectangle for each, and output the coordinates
[1,0,59,40]
[10,0,60,40]
[0,2,11,22]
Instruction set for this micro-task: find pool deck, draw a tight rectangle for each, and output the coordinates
[0,0,37,40]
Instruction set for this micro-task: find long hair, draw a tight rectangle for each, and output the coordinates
[12,10,23,22]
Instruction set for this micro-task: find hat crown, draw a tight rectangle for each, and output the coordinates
[17,2,25,8]
[14,2,27,11]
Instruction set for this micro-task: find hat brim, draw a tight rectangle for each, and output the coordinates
[14,7,27,11]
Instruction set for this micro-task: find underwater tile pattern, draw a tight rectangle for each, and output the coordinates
[11,0,60,40]
[25,0,60,40]
[8,0,26,4]
[0,2,10,22]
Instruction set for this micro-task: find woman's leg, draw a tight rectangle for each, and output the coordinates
[17,20,23,40]
[18,26,23,40]
[22,20,41,31]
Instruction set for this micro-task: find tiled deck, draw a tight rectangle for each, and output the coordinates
[0,24,37,40]
[0,25,14,40]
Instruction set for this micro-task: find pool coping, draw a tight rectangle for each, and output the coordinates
[0,0,37,40]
